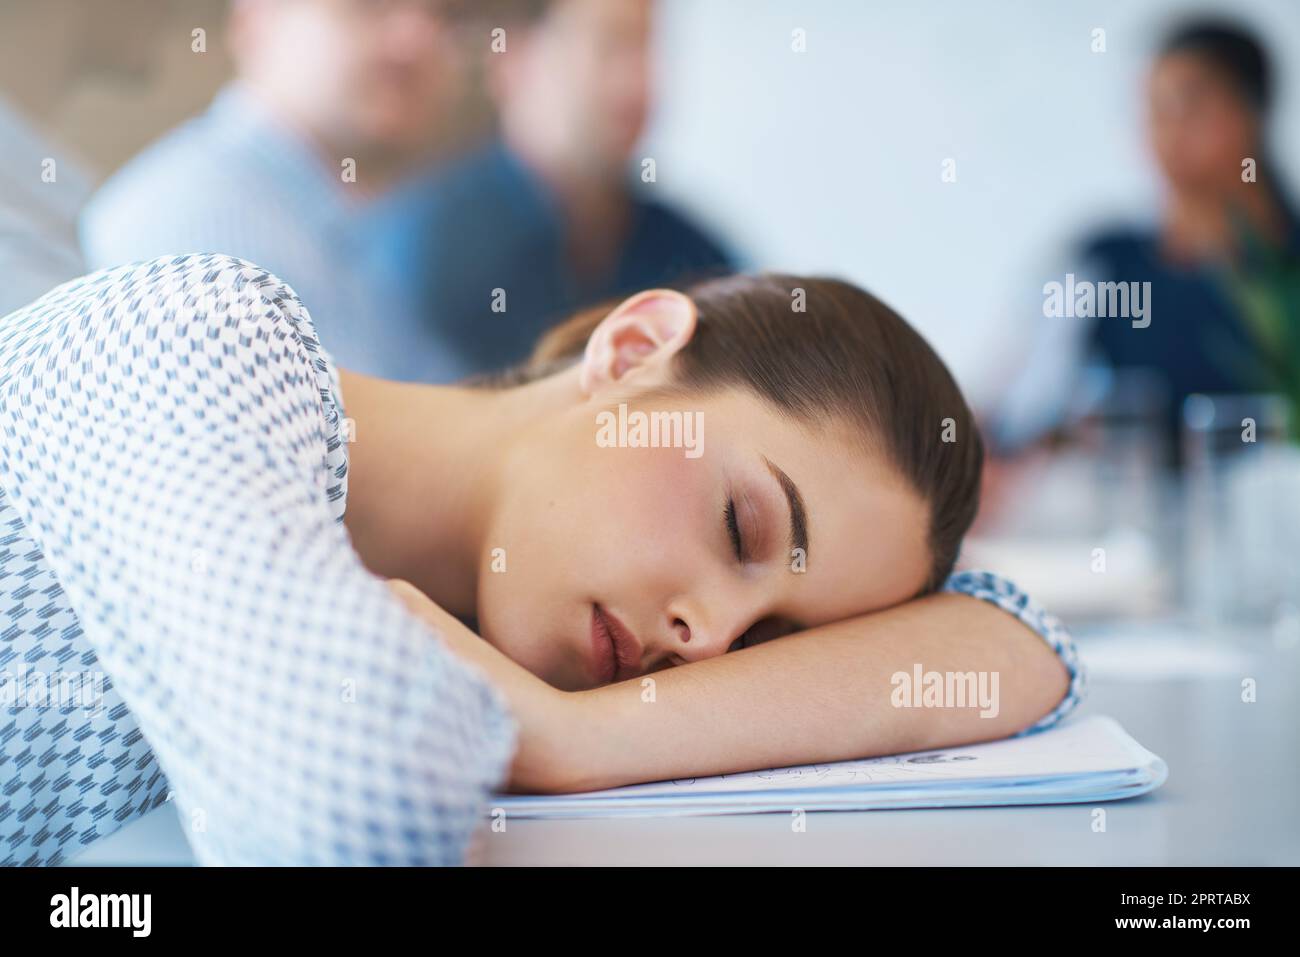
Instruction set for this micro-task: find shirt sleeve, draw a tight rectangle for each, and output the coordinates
[0,254,517,865]
[941,570,1087,735]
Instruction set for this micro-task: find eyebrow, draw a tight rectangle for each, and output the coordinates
[761,455,809,560]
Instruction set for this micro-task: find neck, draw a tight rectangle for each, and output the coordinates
[1163,178,1285,259]
[502,122,632,278]
[562,180,633,281]
[338,367,580,617]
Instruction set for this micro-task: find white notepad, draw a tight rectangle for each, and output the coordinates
[493,715,1167,818]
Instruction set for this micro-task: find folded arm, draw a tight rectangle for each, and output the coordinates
[393,572,1085,794]
[0,256,517,864]
[561,582,1078,792]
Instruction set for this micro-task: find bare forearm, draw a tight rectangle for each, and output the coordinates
[388,581,1071,795]
[563,593,1070,792]
[386,580,577,791]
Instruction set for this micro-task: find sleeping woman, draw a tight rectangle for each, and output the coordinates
[0,255,1083,865]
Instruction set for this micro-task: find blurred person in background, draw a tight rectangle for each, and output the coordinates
[81,0,467,380]
[992,18,1300,468]
[0,0,161,315]
[390,0,734,379]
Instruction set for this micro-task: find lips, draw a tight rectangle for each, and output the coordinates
[589,604,643,685]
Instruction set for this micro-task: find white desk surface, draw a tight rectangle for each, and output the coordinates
[69,626,1300,866]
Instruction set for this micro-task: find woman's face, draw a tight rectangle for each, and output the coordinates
[476,377,932,692]
[1147,52,1259,195]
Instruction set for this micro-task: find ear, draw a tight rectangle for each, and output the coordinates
[577,290,697,395]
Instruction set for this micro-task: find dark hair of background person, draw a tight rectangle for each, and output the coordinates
[1159,17,1288,206]
[480,274,986,592]
[443,0,554,26]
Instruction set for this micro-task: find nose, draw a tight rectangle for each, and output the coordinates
[662,597,753,665]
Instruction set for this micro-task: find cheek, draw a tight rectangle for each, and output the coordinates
[1156,103,1252,173]
[527,448,714,601]
[475,449,710,669]
[1203,112,1255,164]
[577,449,711,568]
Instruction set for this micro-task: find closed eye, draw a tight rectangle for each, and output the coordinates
[728,617,801,652]
[724,497,744,563]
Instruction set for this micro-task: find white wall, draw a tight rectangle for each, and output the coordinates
[642,0,1300,408]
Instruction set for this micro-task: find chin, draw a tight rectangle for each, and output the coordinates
[478,611,571,687]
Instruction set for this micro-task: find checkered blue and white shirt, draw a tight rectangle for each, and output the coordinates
[0,255,1084,865]
[0,255,516,865]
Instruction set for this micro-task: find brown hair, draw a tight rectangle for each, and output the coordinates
[497,274,984,591]
[442,0,554,26]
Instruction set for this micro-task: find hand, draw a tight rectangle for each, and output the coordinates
[385,578,594,794]
[386,578,492,664]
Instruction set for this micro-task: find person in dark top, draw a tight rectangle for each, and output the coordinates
[394,0,733,379]
[994,18,1300,462]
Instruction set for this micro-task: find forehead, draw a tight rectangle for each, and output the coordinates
[1150,53,1234,99]
[704,389,933,621]
[543,0,652,41]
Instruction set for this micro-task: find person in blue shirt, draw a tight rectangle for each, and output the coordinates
[993,18,1300,465]
[81,0,468,382]
[391,0,734,378]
